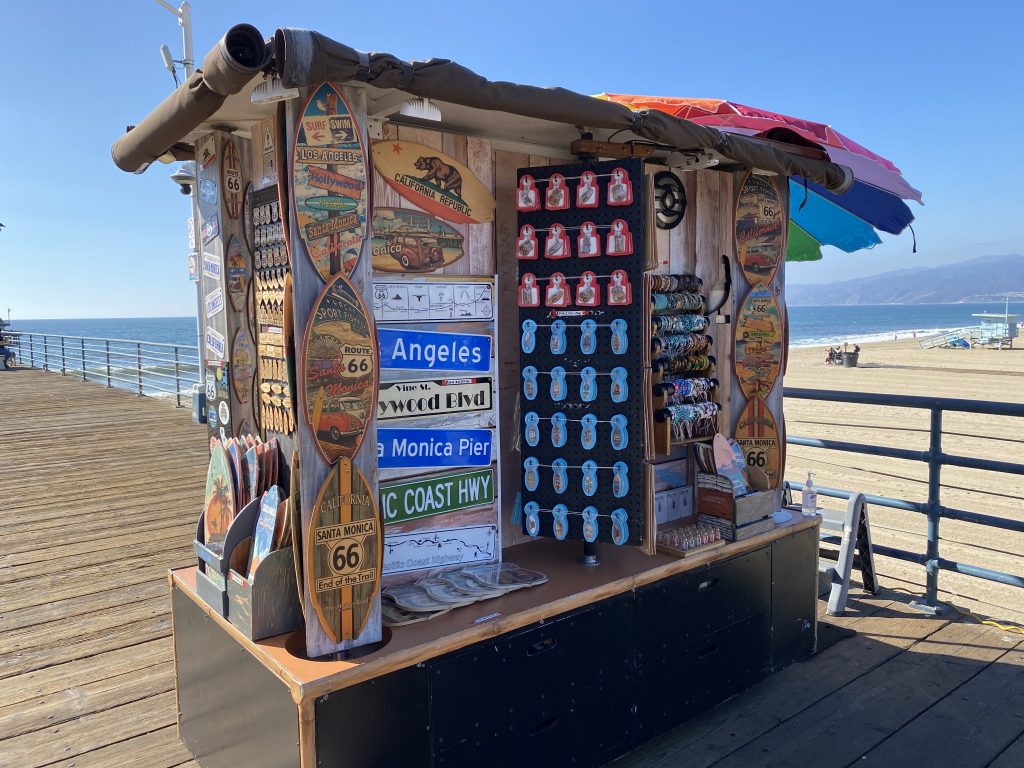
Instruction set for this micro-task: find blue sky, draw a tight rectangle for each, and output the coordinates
[1,1,1021,319]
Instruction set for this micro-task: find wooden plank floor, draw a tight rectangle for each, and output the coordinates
[1,369,1022,768]
[0,369,204,768]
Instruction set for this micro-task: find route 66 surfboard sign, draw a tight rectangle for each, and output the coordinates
[734,282,783,400]
[222,138,243,220]
[293,83,368,280]
[735,173,785,286]
[307,458,382,643]
[302,273,377,465]
[734,395,782,488]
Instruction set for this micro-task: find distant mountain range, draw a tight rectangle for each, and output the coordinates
[787,254,1024,306]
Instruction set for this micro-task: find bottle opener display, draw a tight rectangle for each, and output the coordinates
[517,158,647,546]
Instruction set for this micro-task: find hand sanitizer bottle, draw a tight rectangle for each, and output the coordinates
[802,471,818,517]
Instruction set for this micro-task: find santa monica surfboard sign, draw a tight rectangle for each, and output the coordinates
[372,279,494,323]
[371,208,465,273]
[377,377,493,421]
[307,457,382,643]
[371,141,495,225]
[222,138,243,220]
[231,327,255,404]
[383,523,496,575]
[734,282,783,400]
[302,273,377,465]
[293,83,368,280]
[377,328,491,373]
[377,427,492,469]
[380,466,495,525]
[734,395,782,488]
[735,173,785,286]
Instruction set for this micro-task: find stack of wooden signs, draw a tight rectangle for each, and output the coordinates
[368,134,502,584]
[381,563,547,626]
[693,434,775,541]
[203,434,283,554]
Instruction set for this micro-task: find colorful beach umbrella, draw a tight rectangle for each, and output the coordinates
[596,94,922,262]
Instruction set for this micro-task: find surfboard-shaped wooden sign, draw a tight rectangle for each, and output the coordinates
[371,141,495,225]
[222,137,243,220]
[735,283,783,400]
[293,83,368,280]
[307,458,381,643]
[225,235,250,312]
[204,442,236,550]
[735,173,785,286]
[231,327,255,404]
[734,396,782,488]
[371,207,465,272]
[302,273,377,464]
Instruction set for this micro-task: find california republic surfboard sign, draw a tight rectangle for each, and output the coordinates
[307,458,381,643]
[293,83,368,280]
[735,173,785,285]
[371,141,495,225]
[371,207,465,272]
[734,283,784,400]
[302,274,377,464]
[734,396,782,488]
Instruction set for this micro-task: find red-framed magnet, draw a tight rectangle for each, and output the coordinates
[518,273,541,307]
[517,174,541,212]
[545,272,572,308]
[608,269,633,306]
[517,224,539,260]
[607,166,633,206]
[606,218,634,256]
[577,221,601,258]
[576,170,599,208]
[544,223,571,259]
[576,271,601,307]
[545,173,570,211]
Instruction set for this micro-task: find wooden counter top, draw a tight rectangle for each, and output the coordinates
[170,513,818,704]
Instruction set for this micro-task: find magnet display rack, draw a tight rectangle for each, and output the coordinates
[517,158,647,547]
[249,185,296,437]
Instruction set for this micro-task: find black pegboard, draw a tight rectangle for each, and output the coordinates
[517,158,646,546]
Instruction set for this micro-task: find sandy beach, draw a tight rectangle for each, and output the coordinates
[782,338,1024,622]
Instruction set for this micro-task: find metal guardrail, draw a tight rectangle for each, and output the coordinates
[5,331,201,407]
[784,387,1024,611]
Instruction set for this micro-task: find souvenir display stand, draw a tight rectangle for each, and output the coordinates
[108,24,840,768]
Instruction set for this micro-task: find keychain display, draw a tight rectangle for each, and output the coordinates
[518,158,645,546]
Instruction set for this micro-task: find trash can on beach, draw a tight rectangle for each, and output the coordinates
[842,352,859,368]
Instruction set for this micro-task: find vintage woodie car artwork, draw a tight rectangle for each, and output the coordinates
[308,457,382,643]
[734,395,782,488]
[734,282,784,400]
[735,173,785,285]
[221,137,243,220]
[371,141,495,225]
[203,441,236,551]
[293,82,367,280]
[371,207,465,272]
[231,327,255,404]
[302,273,377,464]
[225,235,250,312]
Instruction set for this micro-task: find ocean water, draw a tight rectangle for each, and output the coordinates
[8,304,1024,351]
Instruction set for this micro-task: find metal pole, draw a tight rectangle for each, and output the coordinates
[137,343,144,396]
[179,2,194,76]
[174,347,182,407]
[60,336,66,375]
[43,335,48,370]
[106,340,112,387]
[81,338,87,381]
[28,335,34,367]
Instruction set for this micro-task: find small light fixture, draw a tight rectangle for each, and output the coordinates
[399,97,442,122]
[251,73,300,104]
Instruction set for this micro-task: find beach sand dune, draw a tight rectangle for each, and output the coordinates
[783,339,1024,623]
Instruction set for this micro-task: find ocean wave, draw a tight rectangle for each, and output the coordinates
[789,327,957,349]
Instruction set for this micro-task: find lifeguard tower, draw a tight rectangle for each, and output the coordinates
[972,310,1019,348]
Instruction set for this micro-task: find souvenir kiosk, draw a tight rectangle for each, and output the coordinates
[111,24,846,768]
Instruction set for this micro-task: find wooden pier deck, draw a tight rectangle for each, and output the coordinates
[1,369,1022,768]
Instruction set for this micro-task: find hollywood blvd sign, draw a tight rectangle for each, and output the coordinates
[377,428,492,469]
[377,377,492,421]
[380,467,495,524]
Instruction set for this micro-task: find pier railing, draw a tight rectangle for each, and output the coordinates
[784,387,1024,611]
[5,331,201,406]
